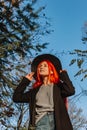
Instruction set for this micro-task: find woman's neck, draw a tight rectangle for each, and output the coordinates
[42,76,51,86]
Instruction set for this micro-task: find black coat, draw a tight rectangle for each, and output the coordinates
[13,71,75,130]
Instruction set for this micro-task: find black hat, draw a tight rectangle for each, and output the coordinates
[31,54,62,79]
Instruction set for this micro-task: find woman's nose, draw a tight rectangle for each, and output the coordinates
[40,66,43,69]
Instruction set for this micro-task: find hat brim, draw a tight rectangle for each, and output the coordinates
[31,54,62,79]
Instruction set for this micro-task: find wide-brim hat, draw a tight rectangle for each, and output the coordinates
[31,54,62,79]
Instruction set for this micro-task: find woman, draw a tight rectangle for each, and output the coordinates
[13,54,75,130]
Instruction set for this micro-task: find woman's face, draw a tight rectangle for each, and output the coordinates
[38,61,49,76]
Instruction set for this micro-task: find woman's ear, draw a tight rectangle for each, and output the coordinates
[50,71,53,74]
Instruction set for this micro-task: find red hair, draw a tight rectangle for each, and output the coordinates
[33,60,68,109]
[33,60,60,88]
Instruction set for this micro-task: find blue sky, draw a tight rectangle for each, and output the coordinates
[43,0,87,51]
[37,0,87,117]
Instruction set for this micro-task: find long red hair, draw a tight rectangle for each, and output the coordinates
[33,60,68,109]
[33,60,60,88]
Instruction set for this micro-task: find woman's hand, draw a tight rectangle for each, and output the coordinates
[60,70,66,73]
[25,72,34,81]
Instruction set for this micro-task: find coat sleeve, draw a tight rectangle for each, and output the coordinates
[59,71,75,98]
[13,77,32,103]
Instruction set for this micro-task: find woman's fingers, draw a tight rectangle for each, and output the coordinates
[25,72,34,81]
[60,70,66,73]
